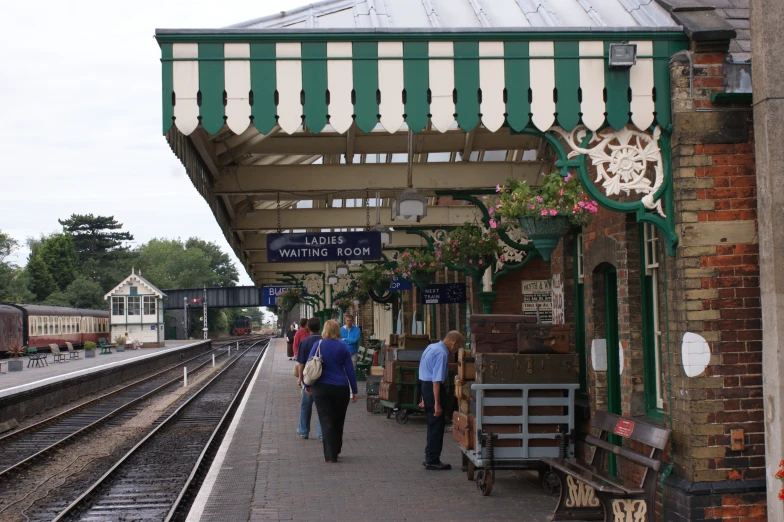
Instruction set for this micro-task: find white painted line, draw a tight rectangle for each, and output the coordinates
[0,341,208,399]
[185,342,272,522]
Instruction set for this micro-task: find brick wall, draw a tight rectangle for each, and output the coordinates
[490,258,551,314]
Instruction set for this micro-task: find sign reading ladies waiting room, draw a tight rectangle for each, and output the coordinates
[266,232,382,263]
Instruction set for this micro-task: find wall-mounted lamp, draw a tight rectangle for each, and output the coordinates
[608,42,637,68]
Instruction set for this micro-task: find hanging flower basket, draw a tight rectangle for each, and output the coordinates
[276,288,305,313]
[411,271,434,288]
[333,297,353,313]
[436,223,502,280]
[356,264,394,297]
[496,170,598,262]
[394,249,443,289]
[518,215,572,261]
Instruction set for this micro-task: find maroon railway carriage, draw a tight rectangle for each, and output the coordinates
[0,304,109,352]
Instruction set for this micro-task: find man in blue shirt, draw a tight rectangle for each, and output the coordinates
[340,314,361,368]
[296,317,323,440]
[419,331,465,470]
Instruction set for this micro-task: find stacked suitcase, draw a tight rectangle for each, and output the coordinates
[452,315,578,453]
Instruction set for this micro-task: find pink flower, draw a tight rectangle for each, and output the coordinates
[496,184,501,193]
[479,259,483,265]
[565,173,571,182]
[558,189,564,196]
[541,209,548,216]
[488,206,494,215]
[592,200,598,206]
[578,201,585,208]
[550,209,557,216]
[489,219,498,229]
[469,259,473,264]
[479,240,483,244]
[496,203,502,210]
[536,196,543,202]
[529,204,535,210]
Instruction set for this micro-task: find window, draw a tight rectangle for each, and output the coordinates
[128,296,141,316]
[112,297,125,316]
[144,297,156,315]
[130,286,138,295]
[641,223,664,415]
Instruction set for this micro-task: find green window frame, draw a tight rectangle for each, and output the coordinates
[640,223,664,419]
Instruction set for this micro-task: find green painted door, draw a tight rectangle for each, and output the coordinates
[604,265,621,476]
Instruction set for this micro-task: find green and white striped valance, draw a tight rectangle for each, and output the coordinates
[159,35,685,137]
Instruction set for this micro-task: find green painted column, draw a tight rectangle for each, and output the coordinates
[477,291,498,314]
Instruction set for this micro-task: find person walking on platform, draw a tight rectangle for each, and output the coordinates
[340,314,361,368]
[305,319,358,463]
[293,317,308,360]
[285,324,296,360]
[296,318,323,440]
[419,331,465,471]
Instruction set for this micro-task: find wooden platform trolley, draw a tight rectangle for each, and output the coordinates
[379,363,424,425]
[458,383,581,496]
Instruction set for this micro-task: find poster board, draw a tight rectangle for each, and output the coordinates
[521,279,553,324]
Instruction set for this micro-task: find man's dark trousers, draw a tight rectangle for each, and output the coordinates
[421,379,448,465]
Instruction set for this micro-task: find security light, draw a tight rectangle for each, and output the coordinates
[336,264,350,276]
[608,42,637,68]
[349,260,363,266]
[373,224,392,247]
[392,189,427,222]
[326,273,339,285]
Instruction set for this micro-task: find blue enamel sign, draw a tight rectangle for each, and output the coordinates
[262,286,307,307]
[266,232,382,263]
[390,277,413,291]
[420,283,467,305]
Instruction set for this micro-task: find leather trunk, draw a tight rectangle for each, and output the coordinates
[379,382,416,404]
[517,323,571,354]
[471,333,518,355]
[470,314,537,334]
[452,412,473,450]
[366,396,383,414]
[458,349,476,380]
[383,361,419,383]
[475,353,579,384]
[399,334,431,350]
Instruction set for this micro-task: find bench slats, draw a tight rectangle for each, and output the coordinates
[592,410,670,450]
[584,434,662,472]
[541,457,643,495]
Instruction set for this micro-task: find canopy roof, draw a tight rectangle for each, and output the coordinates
[155,0,687,285]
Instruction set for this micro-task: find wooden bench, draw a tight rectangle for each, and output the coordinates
[355,345,375,378]
[25,347,48,367]
[542,411,671,522]
[65,342,80,360]
[99,338,112,355]
[49,344,68,363]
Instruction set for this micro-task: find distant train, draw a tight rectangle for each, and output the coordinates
[0,304,110,353]
[233,316,253,336]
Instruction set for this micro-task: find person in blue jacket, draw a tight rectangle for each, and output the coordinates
[305,319,358,463]
[340,314,361,368]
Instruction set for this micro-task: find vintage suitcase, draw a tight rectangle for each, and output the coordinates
[454,379,473,400]
[366,396,384,414]
[366,375,382,395]
[458,349,476,380]
[459,398,472,415]
[393,348,425,362]
[383,361,420,384]
[379,382,416,404]
[452,412,473,450]
[470,314,537,334]
[517,323,571,354]
[475,353,580,384]
[481,424,523,447]
[369,365,384,376]
[471,333,518,355]
[388,334,399,347]
[400,334,431,350]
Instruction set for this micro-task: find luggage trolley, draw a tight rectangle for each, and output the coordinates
[459,383,580,496]
[379,364,424,424]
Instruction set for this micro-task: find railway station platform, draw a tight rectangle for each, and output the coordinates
[0,340,207,397]
[187,339,558,522]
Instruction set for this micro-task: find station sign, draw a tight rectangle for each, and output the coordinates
[390,277,412,291]
[266,232,382,263]
[262,286,307,307]
[420,283,467,305]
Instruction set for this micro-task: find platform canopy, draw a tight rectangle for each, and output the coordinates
[156,0,685,285]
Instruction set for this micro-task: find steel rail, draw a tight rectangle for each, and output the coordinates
[0,340,247,479]
[53,338,269,522]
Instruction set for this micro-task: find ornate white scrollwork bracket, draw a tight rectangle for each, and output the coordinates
[300,274,324,297]
[611,499,647,522]
[333,276,354,295]
[552,125,666,217]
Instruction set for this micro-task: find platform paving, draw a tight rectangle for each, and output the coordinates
[188,339,559,522]
[0,340,205,397]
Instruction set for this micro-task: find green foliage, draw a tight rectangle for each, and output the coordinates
[83,340,97,351]
[41,291,71,307]
[64,276,105,310]
[393,249,443,280]
[26,254,56,300]
[58,214,134,262]
[276,288,304,313]
[496,171,598,225]
[114,335,127,345]
[436,224,503,274]
[332,297,354,313]
[0,231,18,264]
[34,233,79,291]
[355,264,394,295]
[184,238,239,284]
[135,238,239,289]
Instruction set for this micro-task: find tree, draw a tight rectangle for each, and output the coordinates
[34,234,79,291]
[41,291,71,307]
[59,214,134,261]
[0,231,18,264]
[26,255,56,301]
[184,238,239,287]
[65,276,105,310]
[136,238,239,290]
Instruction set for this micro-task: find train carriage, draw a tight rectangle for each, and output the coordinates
[0,304,110,352]
[233,316,253,336]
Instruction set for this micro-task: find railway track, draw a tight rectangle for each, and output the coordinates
[54,338,268,521]
[0,339,244,480]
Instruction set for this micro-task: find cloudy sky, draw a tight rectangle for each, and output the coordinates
[0,0,308,285]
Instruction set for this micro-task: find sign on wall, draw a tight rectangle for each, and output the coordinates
[262,286,307,307]
[266,232,382,262]
[420,283,467,305]
[522,280,553,324]
[390,277,413,291]
[551,274,565,325]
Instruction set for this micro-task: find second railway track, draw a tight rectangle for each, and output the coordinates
[53,338,269,522]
